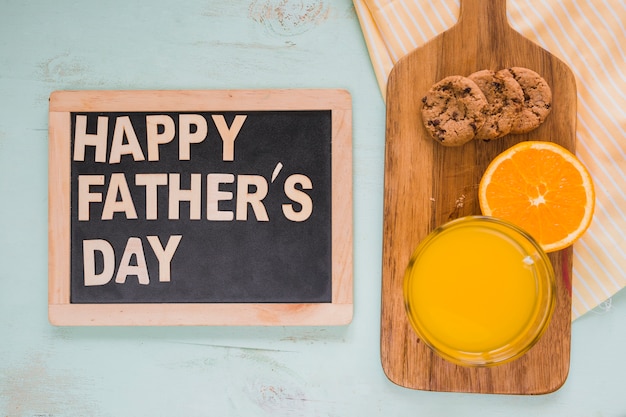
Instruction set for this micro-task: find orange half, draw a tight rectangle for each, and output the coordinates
[479,141,595,252]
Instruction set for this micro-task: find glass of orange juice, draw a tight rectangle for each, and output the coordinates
[403,216,556,367]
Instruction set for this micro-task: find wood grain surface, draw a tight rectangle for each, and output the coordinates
[381,0,577,394]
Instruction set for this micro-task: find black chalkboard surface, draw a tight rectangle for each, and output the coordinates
[49,90,352,326]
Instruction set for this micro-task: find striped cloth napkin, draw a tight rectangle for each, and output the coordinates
[353,0,626,320]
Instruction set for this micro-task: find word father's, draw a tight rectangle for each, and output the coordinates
[74,113,314,287]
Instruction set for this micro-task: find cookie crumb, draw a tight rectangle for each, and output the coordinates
[455,194,466,208]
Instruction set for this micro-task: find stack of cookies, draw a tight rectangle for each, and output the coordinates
[420,67,552,147]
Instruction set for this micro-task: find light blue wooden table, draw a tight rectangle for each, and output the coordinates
[1,1,625,415]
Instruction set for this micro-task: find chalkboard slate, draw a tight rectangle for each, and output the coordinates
[49,90,352,326]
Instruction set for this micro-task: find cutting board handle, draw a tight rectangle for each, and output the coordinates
[458,0,509,29]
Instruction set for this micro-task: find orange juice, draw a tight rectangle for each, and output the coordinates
[404,216,555,366]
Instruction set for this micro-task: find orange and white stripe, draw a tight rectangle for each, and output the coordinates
[353,0,626,320]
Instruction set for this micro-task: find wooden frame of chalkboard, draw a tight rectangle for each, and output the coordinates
[48,89,352,326]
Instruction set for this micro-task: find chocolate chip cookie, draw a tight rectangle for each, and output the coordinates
[503,67,552,134]
[468,69,524,140]
[420,75,487,146]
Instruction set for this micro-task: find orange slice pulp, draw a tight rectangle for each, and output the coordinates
[479,141,595,252]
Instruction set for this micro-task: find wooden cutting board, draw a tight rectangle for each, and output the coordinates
[381,0,577,394]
